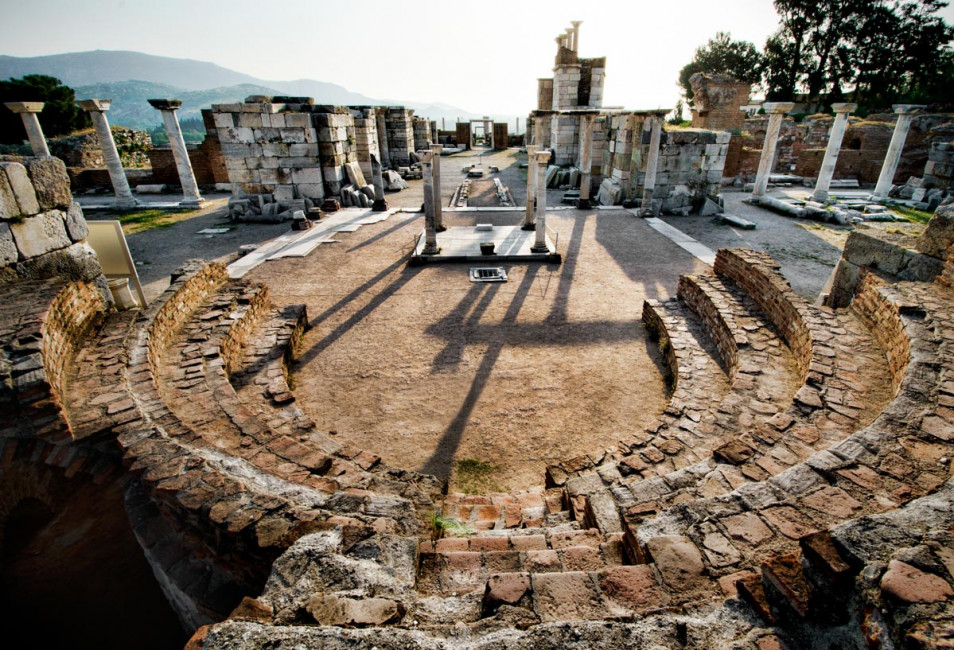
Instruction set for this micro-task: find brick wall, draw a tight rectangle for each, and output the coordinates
[849,271,910,393]
[689,74,750,132]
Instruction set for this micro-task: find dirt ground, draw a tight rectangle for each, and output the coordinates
[249,207,709,491]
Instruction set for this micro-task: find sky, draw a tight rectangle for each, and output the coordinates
[3,0,954,116]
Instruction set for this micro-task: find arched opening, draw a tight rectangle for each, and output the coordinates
[0,471,188,650]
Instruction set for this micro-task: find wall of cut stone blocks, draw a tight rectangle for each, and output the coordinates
[412,117,432,152]
[386,108,415,167]
[550,114,580,166]
[349,108,379,183]
[537,79,554,111]
[0,156,106,291]
[552,65,581,111]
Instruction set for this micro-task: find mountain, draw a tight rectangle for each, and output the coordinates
[0,50,522,131]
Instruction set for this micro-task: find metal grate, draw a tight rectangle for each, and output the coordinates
[469,267,508,283]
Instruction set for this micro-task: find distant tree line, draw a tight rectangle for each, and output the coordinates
[680,0,954,113]
[149,117,205,146]
[0,74,89,145]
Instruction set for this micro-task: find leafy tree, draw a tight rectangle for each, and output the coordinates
[678,32,763,103]
[0,75,90,145]
[763,0,954,109]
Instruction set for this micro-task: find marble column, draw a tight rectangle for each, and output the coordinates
[811,103,857,203]
[626,115,643,201]
[639,114,665,216]
[148,99,203,207]
[577,115,594,209]
[752,102,795,197]
[375,108,391,168]
[534,116,545,148]
[76,99,136,208]
[370,153,388,211]
[571,21,582,52]
[873,104,926,199]
[523,145,539,230]
[430,144,444,231]
[4,102,50,156]
[421,151,439,255]
[531,150,551,253]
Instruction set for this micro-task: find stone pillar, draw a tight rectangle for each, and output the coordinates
[523,144,539,230]
[430,144,444,231]
[370,153,388,211]
[811,103,857,203]
[873,104,926,199]
[534,117,545,148]
[639,115,664,216]
[76,99,136,208]
[532,150,551,253]
[421,151,439,255]
[4,102,50,156]
[751,102,795,197]
[571,21,582,52]
[375,109,391,168]
[148,99,203,207]
[577,115,594,208]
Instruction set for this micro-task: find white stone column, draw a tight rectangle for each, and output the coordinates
[430,144,444,231]
[375,108,391,168]
[751,102,795,197]
[531,150,551,253]
[639,114,665,216]
[148,99,203,207]
[76,99,136,208]
[421,151,439,255]
[523,144,539,230]
[873,104,926,199]
[811,103,857,203]
[4,102,50,156]
[534,116,545,148]
[571,21,582,52]
[577,114,594,208]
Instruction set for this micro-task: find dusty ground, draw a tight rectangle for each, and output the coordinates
[250,207,708,491]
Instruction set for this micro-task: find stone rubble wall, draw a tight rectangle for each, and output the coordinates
[49,127,152,170]
[689,73,750,132]
[385,108,415,167]
[0,157,106,291]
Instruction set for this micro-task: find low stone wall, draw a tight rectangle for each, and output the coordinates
[1,157,105,290]
[677,274,740,374]
[714,248,813,376]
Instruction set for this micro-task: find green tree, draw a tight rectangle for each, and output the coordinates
[678,32,763,103]
[763,0,954,109]
[0,75,90,145]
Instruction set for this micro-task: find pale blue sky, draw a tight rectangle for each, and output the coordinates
[3,0,952,115]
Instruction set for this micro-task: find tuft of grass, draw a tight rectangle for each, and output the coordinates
[100,208,194,235]
[890,205,934,224]
[430,513,472,540]
[454,458,501,494]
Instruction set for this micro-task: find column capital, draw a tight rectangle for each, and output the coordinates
[534,150,551,164]
[831,103,857,114]
[76,99,112,112]
[526,144,539,155]
[892,104,926,115]
[421,151,434,164]
[570,20,582,28]
[429,144,443,155]
[147,98,183,111]
[4,101,44,114]
[762,102,795,115]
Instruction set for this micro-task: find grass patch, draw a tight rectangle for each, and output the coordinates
[890,205,934,224]
[100,208,196,235]
[430,513,473,540]
[454,458,501,494]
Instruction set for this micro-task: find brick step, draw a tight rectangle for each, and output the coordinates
[618,279,954,611]
[439,488,568,531]
[416,529,627,595]
[546,298,731,487]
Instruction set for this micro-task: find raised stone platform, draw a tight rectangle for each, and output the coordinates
[410,224,560,264]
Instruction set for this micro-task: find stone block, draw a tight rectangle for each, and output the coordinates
[212,113,235,129]
[1,162,40,216]
[0,222,17,265]
[531,572,607,621]
[26,157,72,210]
[0,168,19,220]
[10,210,71,258]
[916,206,954,259]
[646,535,705,590]
[15,241,103,282]
[306,594,402,626]
[291,168,323,185]
[64,202,89,242]
[598,565,666,613]
[842,231,907,275]
[483,573,531,613]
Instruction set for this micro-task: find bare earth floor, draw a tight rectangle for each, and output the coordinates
[249,208,709,491]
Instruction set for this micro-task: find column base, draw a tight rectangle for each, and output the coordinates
[435,225,447,233]
[371,198,389,212]
[114,198,140,209]
[575,198,592,209]
[179,199,206,209]
[810,190,829,203]
[530,244,550,254]
[421,244,441,256]
[521,222,537,231]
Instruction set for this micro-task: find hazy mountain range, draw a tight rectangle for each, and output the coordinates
[0,50,520,131]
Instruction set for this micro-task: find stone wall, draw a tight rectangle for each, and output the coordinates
[688,73,750,132]
[412,117,432,152]
[0,157,105,291]
[537,79,553,111]
[849,272,911,392]
[49,127,152,170]
[549,114,580,166]
[385,108,414,167]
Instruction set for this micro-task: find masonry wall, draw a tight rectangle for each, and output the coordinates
[386,108,414,167]
[537,79,553,111]
[350,107,380,181]
[412,117,432,152]
[689,73,750,132]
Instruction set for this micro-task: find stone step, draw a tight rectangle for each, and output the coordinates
[439,488,567,531]
[416,529,627,595]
